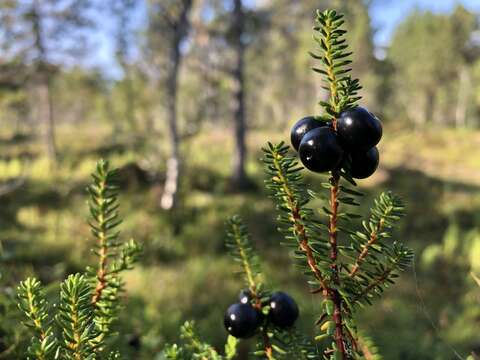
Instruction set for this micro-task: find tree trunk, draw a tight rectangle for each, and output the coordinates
[413,90,434,130]
[159,0,193,210]
[105,92,121,141]
[120,60,136,134]
[38,75,57,164]
[32,0,57,164]
[160,59,181,210]
[455,66,470,128]
[230,0,249,190]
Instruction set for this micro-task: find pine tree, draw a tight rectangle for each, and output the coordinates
[0,0,93,164]
[146,0,194,210]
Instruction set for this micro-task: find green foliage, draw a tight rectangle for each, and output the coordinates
[388,5,479,127]
[17,278,57,359]
[86,160,142,338]
[159,217,257,359]
[225,215,262,291]
[258,9,413,359]
[5,2,478,358]
[355,332,382,360]
[345,192,413,307]
[226,215,319,360]
[311,9,362,119]
[161,321,235,360]
[262,141,327,285]
[254,327,317,360]
[262,140,413,358]
[57,274,98,358]
[16,160,142,358]
[227,215,318,359]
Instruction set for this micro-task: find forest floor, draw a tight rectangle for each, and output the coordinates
[1,124,479,359]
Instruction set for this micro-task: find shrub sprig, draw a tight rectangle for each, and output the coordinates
[17,160,142,359]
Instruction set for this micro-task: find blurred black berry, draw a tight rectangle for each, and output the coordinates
[224,303,262,338]
[269,291,299,328]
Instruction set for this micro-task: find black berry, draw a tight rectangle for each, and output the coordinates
[224,303,261,338]
[337,106,382,151]
[298,127,344,173]
[269,291,299,328]
[290,116,330,151]
[239,289,253,304]
[348,146,379,179]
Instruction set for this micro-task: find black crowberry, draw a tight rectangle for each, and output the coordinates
[349,146,379,179]
[337,106,382,151]
[224,303,261,338]
[290,116,330,151]
[269,291,299,328]
[298,127,343,173]
[239,289,253,304]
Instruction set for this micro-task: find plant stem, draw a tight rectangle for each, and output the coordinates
[229,223,271,358]
[271,154,329,294]
[26,290,47,341]
[231,222,256,293]
[349,218,385,278]
[324,16,339,117]
[92,180,107,306]
[68,296,82,360]
[262,329,274,360]
[352,266,394,305]
[328,172,347,358]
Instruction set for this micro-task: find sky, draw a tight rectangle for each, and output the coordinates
[90,0,480,79]
[370,0,480,47]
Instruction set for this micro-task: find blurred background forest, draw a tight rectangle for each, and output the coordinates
[0,0,480,359]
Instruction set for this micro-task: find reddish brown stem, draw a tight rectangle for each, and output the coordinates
[349,218,384,278]
[92,183,108,306]
[249,282,272,359]
[293,206,329,295]
[272,155,329,294]
[262,329,274,360]
[328,172,347,358]
[353,267,393,304]
[357,336,375,360]
[92,254,107,305]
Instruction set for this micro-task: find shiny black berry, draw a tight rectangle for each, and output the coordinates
[269,291,299,328]
[298,127,344,173]
[290,116,330,151]
[224,303,261,338]
[337,106,382,151]
[348,147,379,179]
[239,289,253,304]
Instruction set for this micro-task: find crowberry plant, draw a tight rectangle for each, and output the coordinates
[17,160,142,359]
[258,9,413,358]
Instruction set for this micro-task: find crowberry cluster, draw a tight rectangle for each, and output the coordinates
[224,290,299,339]
[290,106,382,178]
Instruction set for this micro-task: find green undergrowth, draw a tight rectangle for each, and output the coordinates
[0,124,479,359]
